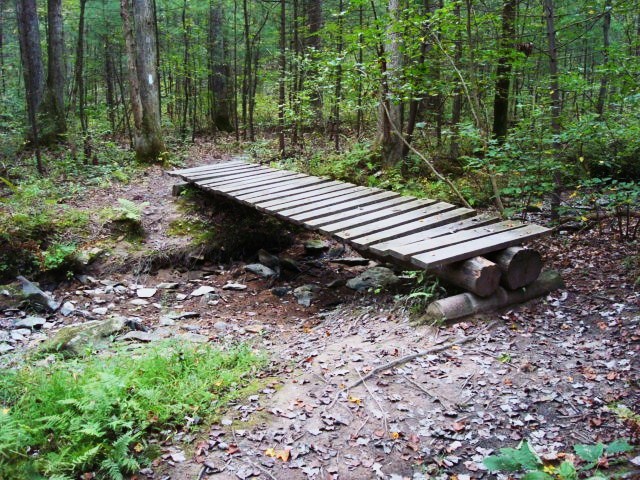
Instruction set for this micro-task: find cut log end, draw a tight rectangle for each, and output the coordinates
[489,246,543,290]
[436,256,501,297]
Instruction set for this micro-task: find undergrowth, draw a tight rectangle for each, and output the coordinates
[0,341,266,480]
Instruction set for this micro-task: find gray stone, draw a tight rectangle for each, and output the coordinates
[214,321,229,332]
[16,276,60,312]
[118,331,160,342]
[60,301,76,316]
[257,249,280,269]
[190,285,216,297]
[346,267,400,292]
[136,288,157,298]
[175,293,188,301]
[181,324,201,332]
[293,284,320,307]
[159,317,176,326]
[245,264,276,278]
[178,333,208,343]
[157,282,179,290]
[92,307,109,315]
[280,256,301,272]
[11,328,31,339]
[39,315,130,357]
[304,239,329,253]
[13,316,46,329]
[0,331,10,342]
[0,343,14,354]
[166,311,200,320]
[76,247,105,266]
[129,299,149,306]
[222,282,247,291]
[271,286,291,297]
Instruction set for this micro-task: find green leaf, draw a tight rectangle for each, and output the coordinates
[557,460,578,480]
[574,443,604,464]
[523,472,554,480]
[605,439,633,455]
[483,440,541,472]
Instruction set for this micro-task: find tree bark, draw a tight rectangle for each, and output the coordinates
[121,0,165,161]
[331,0,344,152]
[73,0,88,140]
[304,0,323,124]
[208,1,233,132]
[487,247,543,290]
[15,0,44,172]
[435,256,502,297]
[596,0,611,118]
[544,0,563,221]
[378,0,404,169]
[0,0,5,95]
[278,0,286,157]
[492,0,517,142]
[41,0,66,141]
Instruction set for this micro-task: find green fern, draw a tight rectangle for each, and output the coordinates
[114,198,148,223]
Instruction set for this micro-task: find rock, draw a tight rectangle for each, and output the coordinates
[76,275,97,285]
[280,256,301,272]
[76,247,105,266]
[137,288,157,298]
[326,279,346,288]
[293,284,320,307]
[271,286,291,297]
[39,315,130,357]
[222,282,247,291]
[176,293,187,301]
[190,285,216,297]
[245,264,277,278]
[92,307,109,315]
[157,282,179,290]
[129,299,149,306]
[329,257,370,266]
[304,239,329,254]
[13,316,46,329]
[327,245,346,258]
[214,321,229,332]
[0,331,10,342]
[0,343,14,354]
[178,333,208,343]
[165,311,200,320]
[11,329,30,341]
[118,331,160,342]
[257,249,280,269]
[159,317,176,326]
[16,276,60,312]
[181,324,200,332]
[60,301,76,316]
[346,266,400,292]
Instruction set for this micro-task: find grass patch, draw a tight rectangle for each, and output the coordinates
[0,341,266,480]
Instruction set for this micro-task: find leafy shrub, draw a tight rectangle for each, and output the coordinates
[0,341,266,480]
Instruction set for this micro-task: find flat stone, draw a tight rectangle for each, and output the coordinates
[178,333,208,343]
[346,266,400,292]
[245,324,265,334]
[304,239,329,253]
[222,283,247,291]
[0,331,10,342]
[129,299,149,306]
[271,286,290,297]
[137,288,157,298]
[166,311,200,320]
[190,285,216,297]
[13,316,46,329]
[159,317,176,326]
[11,328,31,337]
[293,284,319,307]
[92,307,109,315]
[157,282,179,290]
[214,321,229,332]
[176,293,187,301]
[118,331,160,342]
[0,343,14,354]
[245,264,276,278]
[16,276,60,312]
[60,301,76,316]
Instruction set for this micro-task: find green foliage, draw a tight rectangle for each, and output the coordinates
[402,270,443,318]
[0,341,266,480]
[113,198,149,223]
[483,439,635,480]
[42,243,78,271]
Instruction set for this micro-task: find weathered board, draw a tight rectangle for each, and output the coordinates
[167,160,551,271]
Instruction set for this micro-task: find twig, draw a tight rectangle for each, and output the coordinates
[403,374,455,411]
[354,414,370,438]
[356,368,388,434]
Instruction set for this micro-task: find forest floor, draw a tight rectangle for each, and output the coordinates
[1,144,639,480]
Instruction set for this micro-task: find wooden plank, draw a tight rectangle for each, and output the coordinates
[410,224,551,269]
[195,166,279,184]
[280,189,400,220]
[317,198,435,234]
[368,214,500,255]
[186,164,262,180]
[168,160,246,176]
[349,207,476,247]
[200,171,305,191]
[221,175,327,200]
[248,182,354,206]
[335,203,464,243]
[198,169,297,188]
[388,220,527,261]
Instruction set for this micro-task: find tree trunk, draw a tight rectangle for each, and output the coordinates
[544,0,562,221]
[331,0,344,152]
[121,0,165,161]
[487,246,543,290]
[74,0,88,141]
[278,0,286,157]
[0,0,5,96]
[596,0,611,118]
[492,0,517,142]
[377,0,404,169]
[450,0,463,158]
[304,0,323,125]
[208,1,234,132]
[435,256,502,297]
[15,0,44,173]
[180,0,190,140]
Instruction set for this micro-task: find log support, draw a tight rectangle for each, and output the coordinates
[488,246,543,290]
[435,256,501,297]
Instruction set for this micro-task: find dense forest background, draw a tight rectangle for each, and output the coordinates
[0,0,639,275]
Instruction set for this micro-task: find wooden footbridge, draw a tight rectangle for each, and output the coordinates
[168,159,560,319]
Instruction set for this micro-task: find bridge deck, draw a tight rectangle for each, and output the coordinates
[168,160,551,270]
